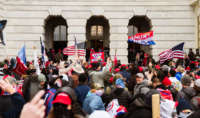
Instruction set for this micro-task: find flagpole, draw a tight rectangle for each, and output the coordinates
[3,32,9,59]
[5,43,7,59]
[24,41,26,62]
[114,49,117,61]
[40,36,43,68]
[114,49,118,67]
[4,32,8,59]
[17,41,21,57]
[74,35,78,63]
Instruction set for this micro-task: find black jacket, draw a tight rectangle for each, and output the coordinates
[1,93,25,118]
[110,88,132,108]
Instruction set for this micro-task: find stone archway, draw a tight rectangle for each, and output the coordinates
[85,15,110,61]
[44,16,68,53]
[127,15,152,63]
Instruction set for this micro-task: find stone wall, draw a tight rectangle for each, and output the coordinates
[0,0,196,63]
[191,0,200,50]
[198,16,200,48]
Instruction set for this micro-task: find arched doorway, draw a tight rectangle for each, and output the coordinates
[127,15,152,63]
[44,16,68,60]
[86,16,110,61]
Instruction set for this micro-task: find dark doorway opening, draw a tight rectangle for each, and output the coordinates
[128,15,152,63]
[86,16,110,61]
[53,41,67,52]
[44,16,68,60]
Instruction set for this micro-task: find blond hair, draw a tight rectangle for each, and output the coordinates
[177,65,185,73]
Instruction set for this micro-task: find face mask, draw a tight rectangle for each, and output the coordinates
[55,79,62,88]
[178,112,192,118]
[95,89,104,96]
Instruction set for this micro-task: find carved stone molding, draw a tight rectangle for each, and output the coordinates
[133,7,148,16]
[90,7,104,16]
[48,7,62,16]
[128,7,151,19]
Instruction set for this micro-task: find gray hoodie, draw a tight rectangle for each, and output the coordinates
[88,62,112,88]
[133,80,150,97]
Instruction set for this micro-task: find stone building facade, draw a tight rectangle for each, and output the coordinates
[192,0,200,49]
[0,0,197,64]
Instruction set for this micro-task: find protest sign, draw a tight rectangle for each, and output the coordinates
[128,31,155,45]
[90,52,104,63]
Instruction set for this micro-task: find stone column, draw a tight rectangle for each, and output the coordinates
[109,19,129,64]
[191,0,200,49]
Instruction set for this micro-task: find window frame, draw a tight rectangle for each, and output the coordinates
[53,25,67,41]
[90,25,104,40]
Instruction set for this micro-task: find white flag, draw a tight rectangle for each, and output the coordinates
[34,48,41,75]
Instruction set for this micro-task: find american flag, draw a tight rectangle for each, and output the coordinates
[159,42,184,64]
[63,37,86,56]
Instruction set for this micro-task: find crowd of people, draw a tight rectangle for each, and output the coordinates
[0,48,200,118]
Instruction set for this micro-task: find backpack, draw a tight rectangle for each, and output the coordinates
[131,86,150,107]
[44,88,56,116]
[190,95,200,110]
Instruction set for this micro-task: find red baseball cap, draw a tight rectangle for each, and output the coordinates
[109,77,114,83]
[121,64,126,67]
[115,68,120,73]
[138,66,143,72]
[155,65,161,70]
[2,75,9,80]
[185,66,191,71]
[88,64,92,69]
[52,92,72,105]
[102,62,107,67]
[162,77,172,86]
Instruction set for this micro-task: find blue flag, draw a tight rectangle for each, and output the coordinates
[18,45,26,65]
[40,37,46,67]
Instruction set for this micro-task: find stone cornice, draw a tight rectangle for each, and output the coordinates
[190,0,200,16]
[190,0,199,7]
[4,1,191,6]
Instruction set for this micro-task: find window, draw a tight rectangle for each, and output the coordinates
[91,26,97,36]
[128,25,138,36]
[128,16,152,34]
[127,16,152,63]
[54,25,67,41]
[90,25,103,37]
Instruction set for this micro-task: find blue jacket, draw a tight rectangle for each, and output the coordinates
[44,88,57,116]
[175,72,182,81]
[75,85,90,106]
[82,92,105,114]
[120,70,131,82]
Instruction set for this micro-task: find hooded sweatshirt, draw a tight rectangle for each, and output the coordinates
[133,80,150,97]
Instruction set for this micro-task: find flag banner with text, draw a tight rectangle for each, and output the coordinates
[128,31,156,45]
[90,52,105,63]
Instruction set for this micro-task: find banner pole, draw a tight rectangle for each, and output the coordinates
[74,35,78,63]
[115,49,117,56]
[152,94,160,118]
